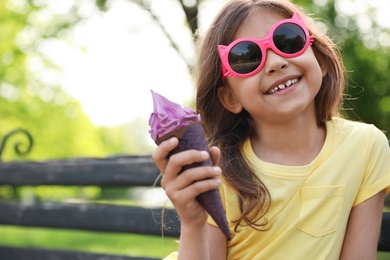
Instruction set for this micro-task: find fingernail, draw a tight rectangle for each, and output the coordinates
[213,167,222,174]
[200,151,209,158]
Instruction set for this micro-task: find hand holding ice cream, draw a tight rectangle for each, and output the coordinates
[149,90,231,240]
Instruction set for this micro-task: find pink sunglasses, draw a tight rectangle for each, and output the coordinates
[218,13,315,81]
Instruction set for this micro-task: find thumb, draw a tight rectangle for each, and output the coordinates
[209,146,221,166]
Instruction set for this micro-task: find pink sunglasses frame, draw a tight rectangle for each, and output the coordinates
[218,13,315,80]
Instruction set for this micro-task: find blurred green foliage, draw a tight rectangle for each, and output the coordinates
[0,0,105,160]
[295,0,390,132]
[0,0,156,161]
[0,0,387,176]
[1,0,389,163]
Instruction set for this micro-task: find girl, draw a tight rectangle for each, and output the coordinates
[152,0,390,259]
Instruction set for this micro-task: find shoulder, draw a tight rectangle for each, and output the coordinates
[330,117,379,132]
[328,117,388,147]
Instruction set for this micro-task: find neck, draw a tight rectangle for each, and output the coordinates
[251,116,326,166]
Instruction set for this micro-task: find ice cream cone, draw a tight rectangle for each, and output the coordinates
[149,90,231,240]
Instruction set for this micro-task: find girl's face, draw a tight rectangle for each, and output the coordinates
[218,9,326,127]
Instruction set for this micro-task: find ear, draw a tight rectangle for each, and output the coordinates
[217,86,243,114]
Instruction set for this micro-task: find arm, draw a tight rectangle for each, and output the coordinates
[177,223,227,260]
[340,190,386,260]
[208,224,228,259]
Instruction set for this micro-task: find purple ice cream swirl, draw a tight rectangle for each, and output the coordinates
[149,90,200,142]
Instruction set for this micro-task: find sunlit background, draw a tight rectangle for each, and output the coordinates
[1,0,390,259]
[26,0,390,126]
[17,0,226,127]
[1,0,390,161]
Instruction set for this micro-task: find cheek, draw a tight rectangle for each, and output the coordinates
[309,61,323,81]
[226,77,259,98]
[312,65,324,95]
[321,64,327,77]
[228,73,263,88]
[303,50,324,89]
[226,78,261,109]
[314,59,324,83]
[311,48,328,78]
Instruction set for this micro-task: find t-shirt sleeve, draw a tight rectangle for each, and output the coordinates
[353,125,390,206]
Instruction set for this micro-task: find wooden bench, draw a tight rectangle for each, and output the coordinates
[0,155,389,260]
[0,156,180,260]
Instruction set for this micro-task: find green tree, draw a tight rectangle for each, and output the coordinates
[3,0,389,161]
[294,0,390,132]
[0,0,133,161]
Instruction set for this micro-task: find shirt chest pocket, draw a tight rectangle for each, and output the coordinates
[298,186,346,237]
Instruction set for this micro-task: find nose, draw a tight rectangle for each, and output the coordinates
[263,50,288,74]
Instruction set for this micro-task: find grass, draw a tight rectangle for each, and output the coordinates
[0,225,178,258]
[378,252,390,260]
[1,225,390,259]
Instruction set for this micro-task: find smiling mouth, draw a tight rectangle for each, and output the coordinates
[266,78,299,94]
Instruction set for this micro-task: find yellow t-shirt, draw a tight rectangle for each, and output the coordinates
[164,118,390,260]
[208,117,390,259]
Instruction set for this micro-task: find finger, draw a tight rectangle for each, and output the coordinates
[152,137,179,171]
[162,149,210,184]
[163,165,222,192]
[169,177,222,205]
[209,146,221,166]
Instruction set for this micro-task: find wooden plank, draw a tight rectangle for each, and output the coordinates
[0,202,180,237]
[0,156,161,187]
[379,212,390,251]
[0,245,158,260]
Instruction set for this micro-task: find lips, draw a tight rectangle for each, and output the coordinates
[266,78,300,94]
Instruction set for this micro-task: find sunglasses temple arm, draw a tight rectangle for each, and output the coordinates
[218,45,230,81]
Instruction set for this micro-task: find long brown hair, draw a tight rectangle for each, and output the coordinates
[195,0,346,232]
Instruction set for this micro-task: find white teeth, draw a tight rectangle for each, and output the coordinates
[269,87,279,94]
[268,78,299,94]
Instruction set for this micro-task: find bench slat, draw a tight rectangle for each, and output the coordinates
[1,156,390,253]
[0,245,158,260]
[0,202,180,237]
[0,156,161,187]
[379,212,390,251]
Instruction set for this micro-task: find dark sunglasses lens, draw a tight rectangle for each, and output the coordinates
[273,23,306,54]
[228,41,262,74]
